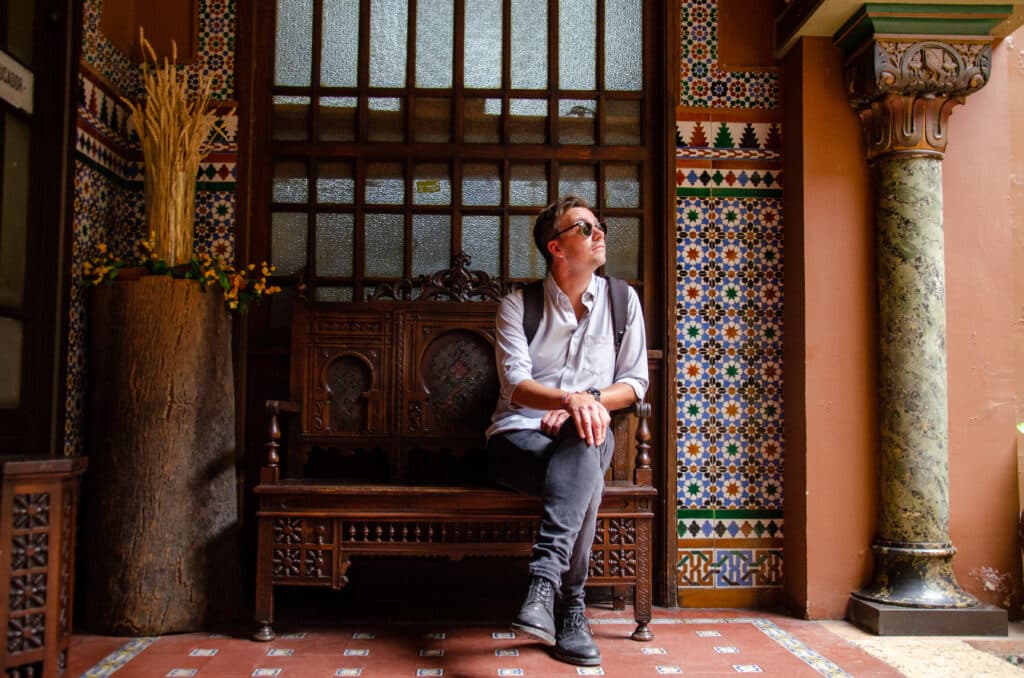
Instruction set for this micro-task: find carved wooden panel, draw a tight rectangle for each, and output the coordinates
[418,330,498,434]
[343,519,538,544]
[1,457,90,676]
[271,518,336,584]
[325,355,372,432]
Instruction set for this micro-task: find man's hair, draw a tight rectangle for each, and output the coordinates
[532,195,593,268]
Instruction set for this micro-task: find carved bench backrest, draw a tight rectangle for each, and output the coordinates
[282,254,644,484]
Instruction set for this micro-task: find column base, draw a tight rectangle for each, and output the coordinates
[848,596,1007,636]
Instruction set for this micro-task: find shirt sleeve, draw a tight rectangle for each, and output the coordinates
[493,289,533,407]
[614,285,649,402]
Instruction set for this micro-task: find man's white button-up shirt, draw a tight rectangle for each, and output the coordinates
[487,274,648,438]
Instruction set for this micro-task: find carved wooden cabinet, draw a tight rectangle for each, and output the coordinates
[0,456,86,678]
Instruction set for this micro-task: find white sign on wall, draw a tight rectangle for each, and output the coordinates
[0,51,32,114]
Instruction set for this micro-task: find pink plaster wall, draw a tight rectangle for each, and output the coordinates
[943,34,1023,611]
[782,37,877,619]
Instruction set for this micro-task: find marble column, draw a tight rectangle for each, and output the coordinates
[859,146,975,608]
[835,28,1006,631]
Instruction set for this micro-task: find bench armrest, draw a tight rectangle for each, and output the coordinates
[633,400,653,486]
[262,400,301,483]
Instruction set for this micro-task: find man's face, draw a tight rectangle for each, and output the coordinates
[551,206,607,272]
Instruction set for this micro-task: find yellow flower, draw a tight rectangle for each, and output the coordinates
[97,243,108,254]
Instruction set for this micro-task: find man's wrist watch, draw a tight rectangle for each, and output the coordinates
[585,387,601,402]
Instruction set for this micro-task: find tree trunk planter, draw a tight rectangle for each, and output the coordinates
[81,276,240,635]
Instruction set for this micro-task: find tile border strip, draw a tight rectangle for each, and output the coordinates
[81,637,159,678]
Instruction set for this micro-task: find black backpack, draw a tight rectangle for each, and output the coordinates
[521,276,630,356]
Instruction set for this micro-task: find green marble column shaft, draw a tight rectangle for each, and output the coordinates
[853,153,976,608]
[875,155,949,545]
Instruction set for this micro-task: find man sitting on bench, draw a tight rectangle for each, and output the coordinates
[485,195,648,666]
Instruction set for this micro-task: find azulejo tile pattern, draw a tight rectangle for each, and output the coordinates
[81,0,236,100]
[675,2,784,594]
[679,0,779,110]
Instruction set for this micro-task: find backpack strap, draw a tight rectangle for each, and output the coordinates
[521,280,545,346]
[605,276,629,357]
[522,277,629,355]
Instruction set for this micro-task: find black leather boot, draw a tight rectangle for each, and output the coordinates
[511,576,556,645]
[553,608,601,666]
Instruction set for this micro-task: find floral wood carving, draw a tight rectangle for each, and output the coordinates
[370,251,510,302]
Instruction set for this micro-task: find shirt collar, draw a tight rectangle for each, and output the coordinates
[544,273,601,306]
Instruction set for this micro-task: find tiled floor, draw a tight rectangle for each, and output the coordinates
[61,564,1023,677]
[67,608,908,677]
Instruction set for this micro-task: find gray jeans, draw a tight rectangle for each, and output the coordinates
[486,425,614,609]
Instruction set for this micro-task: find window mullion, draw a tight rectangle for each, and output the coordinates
[357,0,371,142]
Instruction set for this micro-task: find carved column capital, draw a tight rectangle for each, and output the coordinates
[842,38,992,159]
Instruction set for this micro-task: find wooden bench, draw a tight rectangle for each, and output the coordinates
[253,254,656,642]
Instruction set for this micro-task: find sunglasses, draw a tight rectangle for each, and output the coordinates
[549,219,608,242]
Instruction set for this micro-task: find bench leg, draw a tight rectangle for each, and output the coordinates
[631,522,654,641]
[253,519,276,642]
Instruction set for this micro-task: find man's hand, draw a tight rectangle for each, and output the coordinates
[563,392,611,447]
[540,408,571,437]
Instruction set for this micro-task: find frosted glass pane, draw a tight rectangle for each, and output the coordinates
[558,165,596,205]
[509,215,545,278]
[319,97,357,142]
[0,114,29,309]
[271,212,308,275]
[317,162,355,203]
[605,163,640,207]
[368,97,404,141]
[0,318,21,408]
[413,164,451,205]
[272,96,310,141]
[316,287,354,302]
[316,213,354,276]
[273,162,307,204]
[414,97,451,143]
[510,99,547,144]
[412,215,451,275]
[558,0,595,89]
[511,0,547,89]
[370,0,408,87]
[464,0,502,88]
[416,0,454,87]
[364,213,404,277]
[465,98,501,143]
[321,0,359,87]
[462,163,501,206]
[605,0,642,91]
[603,216,639,278]
[509,164,548,207]
[366,162,404,204]
[461,216,500,276]
[275,0,313,86]
[559,99,595,144]
[605,99,641,144]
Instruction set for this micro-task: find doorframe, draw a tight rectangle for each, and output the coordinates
[0,0,82,455]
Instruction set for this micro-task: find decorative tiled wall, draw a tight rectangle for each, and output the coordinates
[675,0,785,600]
[64,0,238,456]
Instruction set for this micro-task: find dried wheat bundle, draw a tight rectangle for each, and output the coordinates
[122,28,237,265]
